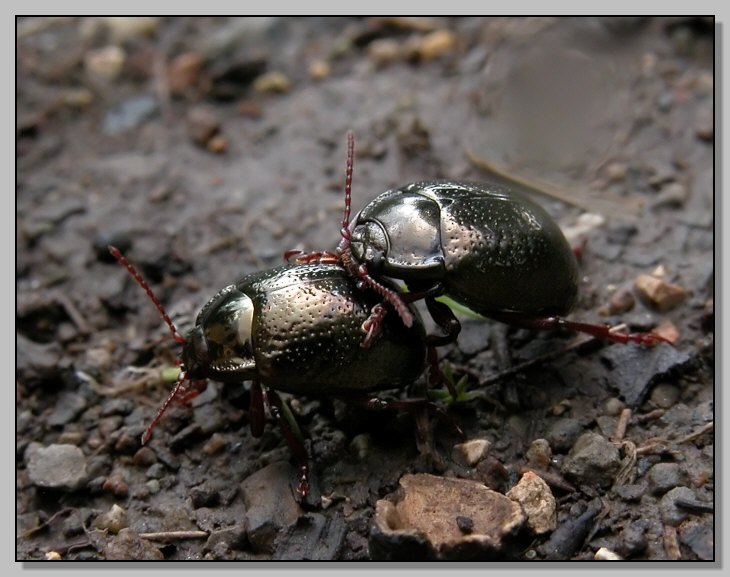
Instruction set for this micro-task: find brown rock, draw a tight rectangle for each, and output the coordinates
[506,471,557,535]
[634,274,687,311]
[370,473,525,560]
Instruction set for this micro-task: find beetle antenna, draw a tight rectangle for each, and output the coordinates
[339,130,355,247]
[108,245,185,344]
[141,371,188,444]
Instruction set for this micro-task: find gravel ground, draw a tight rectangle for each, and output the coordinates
[16,16,714,562]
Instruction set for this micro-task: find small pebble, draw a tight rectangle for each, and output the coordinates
[545,418,583,453]
[506,471,557,535]
[594,547,623,560]
[604,162,628,182]
[525,439,552,469]
[92,504,128,534]
[561,432,621,489]
[452,438,491,467]
[253,71,291,94]
[84,45,126,82]
[649,383,680,409]
[634,274,687,311]
[132,446,158,467]
[168,52,203,94]
[104,528,164,560]
[647,462,683,495]
[653,319,680,345]
[367,39,401,65]
[146,463,166,479]
[57,430,85,445]
[411,29,457,60]
[103,473,129,498]
[659,486,696,526]
[603,398,625,417]
[102,16,158,42]
[349,433,371,460]
[206,134,228,154]
[203,433,228,455]
[308,60,330,80]
[190,484,221,509]
[652,182,688,209]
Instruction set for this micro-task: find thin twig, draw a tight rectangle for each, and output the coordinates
[17,508,75,539]
[611,408,632,443]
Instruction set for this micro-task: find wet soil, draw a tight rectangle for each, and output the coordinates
[16,17,714,561]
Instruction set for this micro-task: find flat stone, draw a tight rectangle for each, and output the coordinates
[273,513,347,560]
[26,443,88,491]
[240,462,303,553]
[370,473,525,560]
[103,528,164,560]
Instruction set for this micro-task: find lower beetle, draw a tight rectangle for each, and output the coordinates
[289,131,666,348]
[109,247,427,495]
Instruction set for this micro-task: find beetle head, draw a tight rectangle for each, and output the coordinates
[350,221,389,274]
[181,326,211,381]
[192,288,258,381]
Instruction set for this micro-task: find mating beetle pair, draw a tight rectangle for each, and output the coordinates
[290,131,665,349]
[111,131,664,496]
[109,249,427,496]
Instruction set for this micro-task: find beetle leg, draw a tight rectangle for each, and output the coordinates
[263,388,311,497]
[249,380,266,438]
[485,311,670,347]
[424,297,462,347]
[283,249,340,265]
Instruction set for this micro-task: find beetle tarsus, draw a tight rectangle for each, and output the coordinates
[485,311,669,348]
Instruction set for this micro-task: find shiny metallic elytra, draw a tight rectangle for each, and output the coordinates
[350,180,579,317]
[185,264,427,395]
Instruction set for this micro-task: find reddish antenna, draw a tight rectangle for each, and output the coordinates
[108,245,200,443]
[108,246,185,344]
[338,130,355,247]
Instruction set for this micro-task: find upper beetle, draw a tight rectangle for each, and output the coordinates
[110,247,427,495]
[347,179,579,321]
[289,131,665,348]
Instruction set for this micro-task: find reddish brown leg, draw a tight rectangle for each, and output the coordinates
[486,311,669,346]
[263,388,311,497]
[424,297,462,347]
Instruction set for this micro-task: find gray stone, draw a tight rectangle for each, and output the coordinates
[545,418,583,453]
[103,528,164,560]
[646,462,683,495]
[26,443,89,491]
[561,432,621,489]
[240,462,303,553]
[659,486,696,526]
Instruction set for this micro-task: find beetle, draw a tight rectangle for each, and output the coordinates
[109,247,428,496]
[289,131,666,349]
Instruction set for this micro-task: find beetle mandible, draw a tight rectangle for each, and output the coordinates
[110,247,427,496]
[289,131,666,349]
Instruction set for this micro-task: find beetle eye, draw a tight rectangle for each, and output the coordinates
[351,221,388,269]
